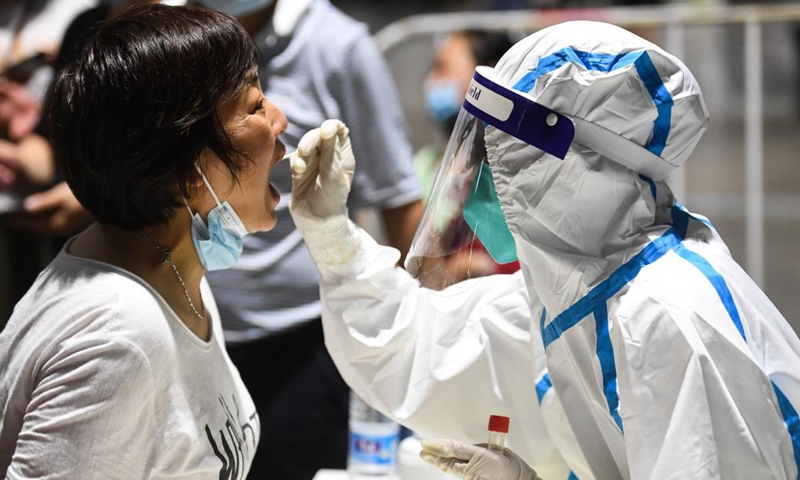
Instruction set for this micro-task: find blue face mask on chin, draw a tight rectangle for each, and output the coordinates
[424,79,463,125]
[188,165,249,271]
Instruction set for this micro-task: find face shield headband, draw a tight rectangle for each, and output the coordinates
[404,66,575,287]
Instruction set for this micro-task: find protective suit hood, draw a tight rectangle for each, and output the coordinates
[486,21,710,315]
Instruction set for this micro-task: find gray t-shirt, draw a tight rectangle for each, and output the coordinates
[207,0,421,343]
[0,244,259,480]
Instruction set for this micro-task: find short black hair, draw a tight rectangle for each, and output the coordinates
[45,4,259,230]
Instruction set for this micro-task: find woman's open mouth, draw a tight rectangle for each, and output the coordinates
[269,182,280,203]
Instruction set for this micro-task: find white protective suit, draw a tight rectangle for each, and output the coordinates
[294,21,800,480]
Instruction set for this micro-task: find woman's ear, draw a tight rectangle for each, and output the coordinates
[189,165,206,190]
[180,174,211,221]
[191,149,216,189]
[177,155,207,205]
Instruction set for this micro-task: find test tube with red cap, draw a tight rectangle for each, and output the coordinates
[488,415,510,452]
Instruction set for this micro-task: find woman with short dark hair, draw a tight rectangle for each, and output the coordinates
[0,5,287,478]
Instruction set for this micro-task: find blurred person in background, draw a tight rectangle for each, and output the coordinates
[0,2,194,325]
[422,30,515,155]
[1,0,165,228]
[0,0,93,104]
[0,0,98,317]
[187,1,423,479]
[416,30,518,287]
[0,5,287,477]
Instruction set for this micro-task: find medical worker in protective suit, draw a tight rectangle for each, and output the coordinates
[289,21,800,480]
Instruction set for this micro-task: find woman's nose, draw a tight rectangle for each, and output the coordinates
[274,107,288,135]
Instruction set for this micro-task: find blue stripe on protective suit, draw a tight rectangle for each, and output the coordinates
[639,174,657,200]
[674,243,800,478]
[542,226,684,348]
[536,310,554,404]
[674,203,715,229]
[536,373,553,404]
[540,214,688,434]
[512,47,673,156]
[673,245,746,339]
[540,308,548,333]
[595,302,623,431]
[541,207,692,436]
[540,227,682,436]
[773,384,800,480]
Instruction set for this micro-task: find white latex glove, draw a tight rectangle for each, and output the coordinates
[420,439,544,480]
[289,119,360,265]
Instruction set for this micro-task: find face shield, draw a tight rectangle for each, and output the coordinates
[405,66,575,289]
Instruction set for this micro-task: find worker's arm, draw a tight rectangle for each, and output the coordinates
[318,227,535,436]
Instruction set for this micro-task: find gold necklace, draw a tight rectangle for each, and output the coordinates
[140,232,205,321]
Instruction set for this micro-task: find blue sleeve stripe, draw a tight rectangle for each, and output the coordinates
[773,383,800,480]
[542,227,683,348]
[540,308,548,334]
[511,47,672,156]
[673,245,746,340]
[675,244,800,478]
[536,373,553,405]
[595,302,624,432]
[639,174,657,200]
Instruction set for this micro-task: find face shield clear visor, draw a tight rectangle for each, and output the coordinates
[405,66,575,290]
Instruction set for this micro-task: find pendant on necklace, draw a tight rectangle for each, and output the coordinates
[160,249,172,264]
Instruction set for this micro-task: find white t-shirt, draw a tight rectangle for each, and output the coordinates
[0,242,259,480]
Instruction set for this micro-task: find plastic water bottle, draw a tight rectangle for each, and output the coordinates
[348,391,400,479]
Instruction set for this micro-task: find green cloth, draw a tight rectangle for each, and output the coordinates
[463,163,517,264]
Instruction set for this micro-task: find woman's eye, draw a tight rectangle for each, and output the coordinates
[252,98,264,114]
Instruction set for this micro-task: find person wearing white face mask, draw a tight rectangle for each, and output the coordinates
[291,21,800,480]
[0,5,289,479]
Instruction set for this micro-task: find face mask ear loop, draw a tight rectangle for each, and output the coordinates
[176,180,197,220]
[194,164,249,237]
[183,197,195,220]
[195,164,224,207]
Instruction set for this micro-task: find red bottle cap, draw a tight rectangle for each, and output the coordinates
[488,415,510,433]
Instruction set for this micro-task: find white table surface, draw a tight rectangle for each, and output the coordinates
[313,468,456,479]
[313,471,403,480]
[312,470,349,480]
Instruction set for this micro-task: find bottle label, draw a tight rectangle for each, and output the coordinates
[349,431,399,465]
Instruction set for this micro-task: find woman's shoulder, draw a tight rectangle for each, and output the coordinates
[5,252,177,360]
[53,251,167,311]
